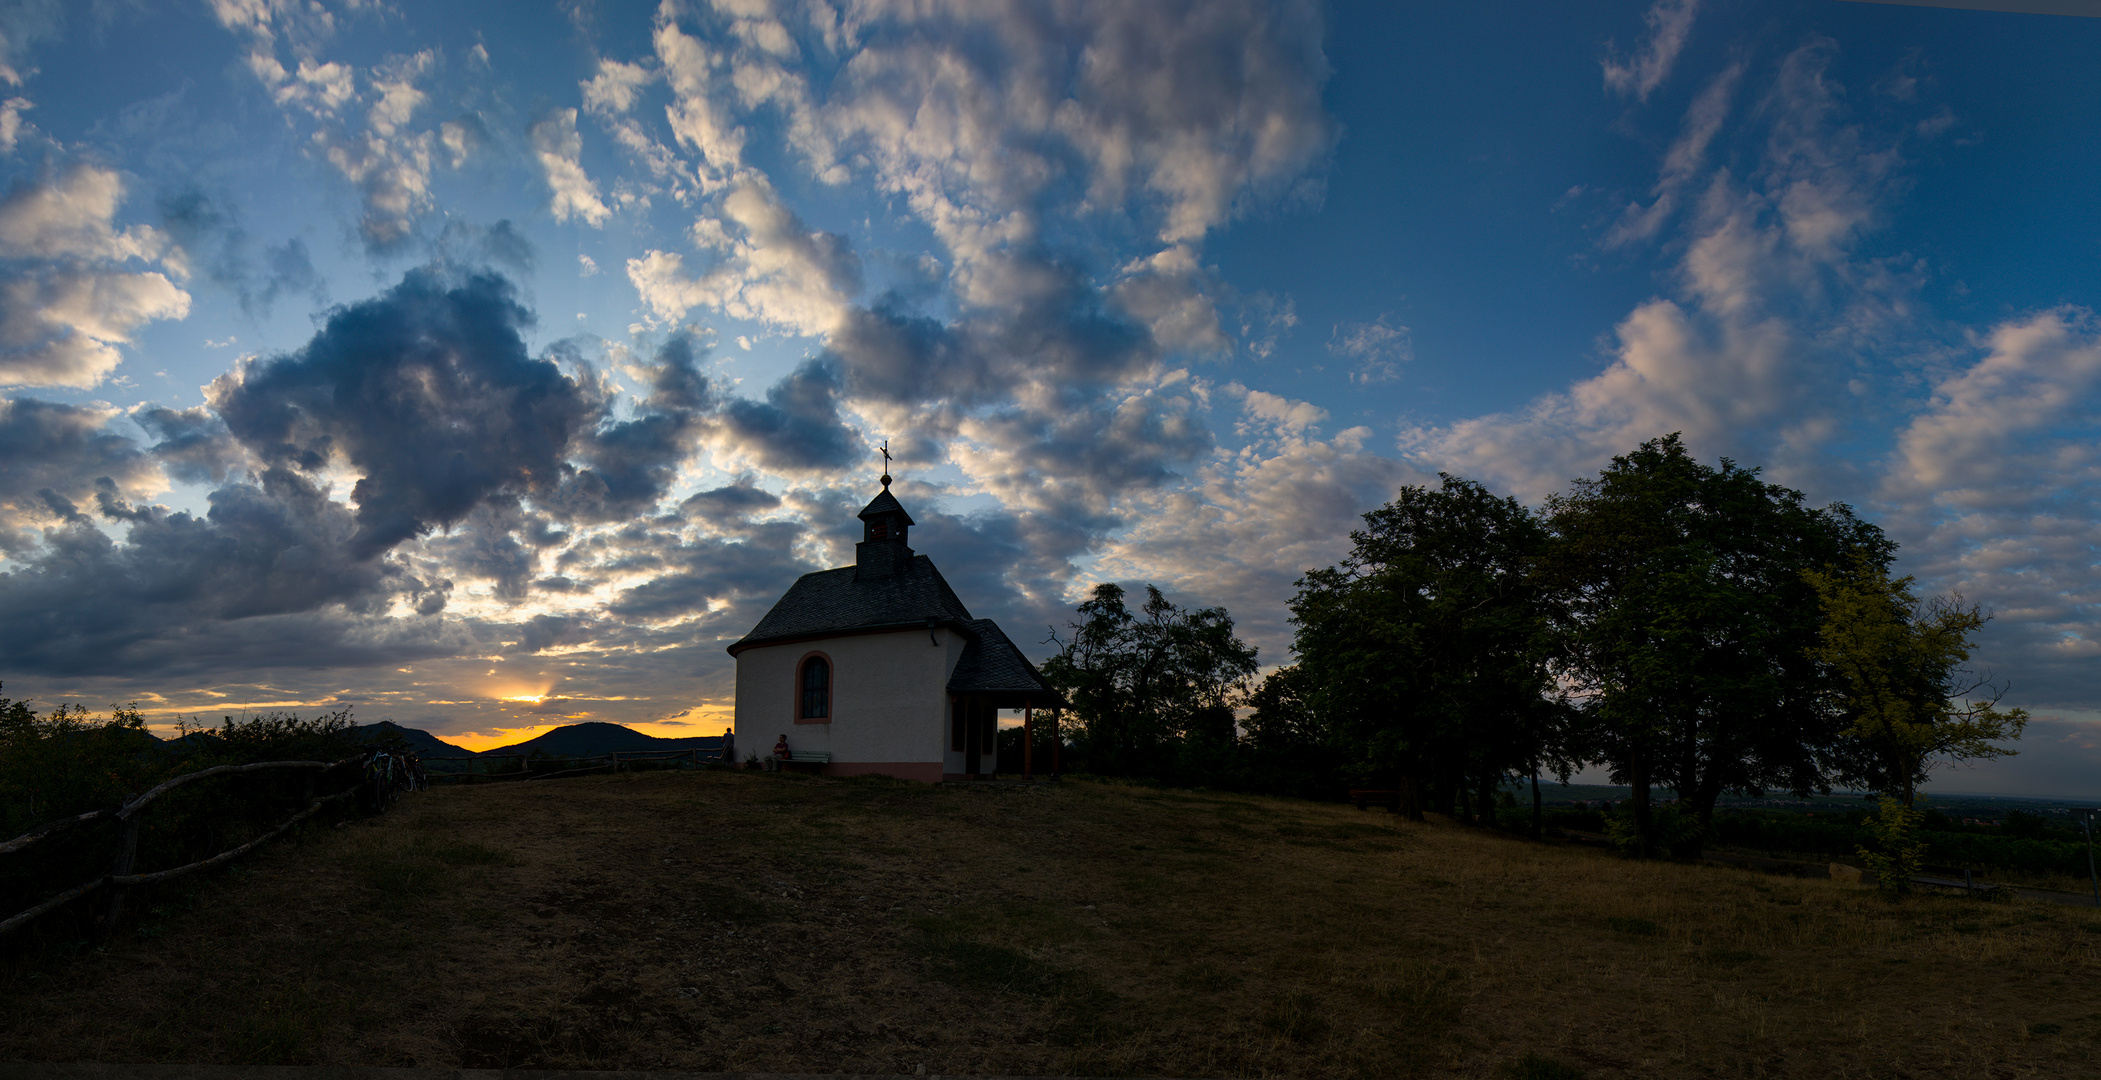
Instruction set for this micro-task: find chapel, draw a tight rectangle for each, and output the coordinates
[725,471,1062,782]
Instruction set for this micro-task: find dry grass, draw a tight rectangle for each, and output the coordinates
[2,771,2099,1079]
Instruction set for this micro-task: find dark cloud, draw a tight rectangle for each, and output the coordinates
[554,332,713,522]
[678,479,780,523]
[0,396,156,551]
[719,359,857,472]
[209,266,594,558]
[604,519,811,624]
[516,613,600,653]
[828,300,983,405]
[0,467,456,677]
[133,404,245,485]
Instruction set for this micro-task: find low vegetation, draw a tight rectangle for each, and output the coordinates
[3,771,2097,1078]
[0,694,386,935]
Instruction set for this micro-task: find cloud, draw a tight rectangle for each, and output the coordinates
[1328,315,1410,385]
[0,164,191,388]
[554,331,714,521]
[716,358,857,473]
[0,396,158,551]
[0,0,62,88]
[1875,308,2101,708]
[530,108,612,226]
[1095,385,1419,659]
[582,57,655,115]
[1407,38,1912,503]
[156,189,325,317]
[626,177,861,336]
[0,97,31,153]
[208,266,595,557]
[133,403,248,486]
[208,1,445,252]
[0,463,471,678]
[1602,0,1701,103]
[1605,60,1743,248]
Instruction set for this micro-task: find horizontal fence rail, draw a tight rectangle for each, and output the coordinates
[0,749,412,938]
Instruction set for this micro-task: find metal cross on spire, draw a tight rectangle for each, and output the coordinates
[878,439,892,488]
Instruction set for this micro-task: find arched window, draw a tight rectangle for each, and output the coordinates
[799,656,830,720]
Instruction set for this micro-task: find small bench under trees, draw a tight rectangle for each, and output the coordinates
[1349,789,1401,812]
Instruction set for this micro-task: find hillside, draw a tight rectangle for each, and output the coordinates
[1,774,2095,1078]
[351,721,471,758]
[471,721,726,758]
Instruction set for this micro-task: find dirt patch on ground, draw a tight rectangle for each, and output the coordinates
[3,772,2099,1078]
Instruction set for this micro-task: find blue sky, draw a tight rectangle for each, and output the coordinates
[1,0,2097,796]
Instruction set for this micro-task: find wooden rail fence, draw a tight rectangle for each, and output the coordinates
[0,749,406,937]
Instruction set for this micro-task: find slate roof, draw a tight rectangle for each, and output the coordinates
[727,554,972,654]
[858,487,915,525]
[946,619,1061,703]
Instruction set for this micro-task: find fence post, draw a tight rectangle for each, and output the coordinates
[103,798,142,934]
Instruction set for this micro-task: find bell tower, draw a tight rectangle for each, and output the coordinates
[854,441,916,580]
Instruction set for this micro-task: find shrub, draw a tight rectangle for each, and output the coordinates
[0,689,369,940]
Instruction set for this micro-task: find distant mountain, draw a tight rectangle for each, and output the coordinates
[476,721,727,758]
[353,721,474,758]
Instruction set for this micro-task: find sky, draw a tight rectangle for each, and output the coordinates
[0,0,2097,796]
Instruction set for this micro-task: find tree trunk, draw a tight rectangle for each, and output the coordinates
[1475,773,1498,830]
[1399,771,1425,822]
[1530,764,1543,841]
[1629,755,1655,858]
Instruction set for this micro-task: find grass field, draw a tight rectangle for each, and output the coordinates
[2,771,2098,1078]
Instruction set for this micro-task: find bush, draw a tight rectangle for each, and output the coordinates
[0,689,370,940]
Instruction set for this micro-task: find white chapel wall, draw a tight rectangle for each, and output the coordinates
[732,627,960,774]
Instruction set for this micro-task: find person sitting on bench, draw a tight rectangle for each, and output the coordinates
[773,734,791,760]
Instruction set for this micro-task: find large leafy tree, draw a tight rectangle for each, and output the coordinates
[1543,435,1893,857]
[1041,583,1259,780]
[1287,474,1565,820]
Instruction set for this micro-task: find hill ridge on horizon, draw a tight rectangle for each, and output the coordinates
[466,720,728,758]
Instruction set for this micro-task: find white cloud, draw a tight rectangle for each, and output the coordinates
[1602,0,1701,103]
[0,96,30,153]
[1407,39,1909,503]
[627,177,858,335]
[1328,315,1410,385]
[531,109,612,226]
[1605,60,1742,248]
[0,165,191,388]
[1093,385,1417,657]
[1892,310,2101,506]
[583,57,656,115]
[208,0,444,251]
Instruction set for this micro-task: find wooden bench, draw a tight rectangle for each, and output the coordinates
[768,751,831,772]
[1349,789,1401,812]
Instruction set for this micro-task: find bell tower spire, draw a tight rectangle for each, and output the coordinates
[855,439,915,580]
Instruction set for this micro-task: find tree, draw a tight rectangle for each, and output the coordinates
[1804,557,2028,808]
[1543,435,1893,857]
[1287,474,1565,821]
[1041,583,1259,781]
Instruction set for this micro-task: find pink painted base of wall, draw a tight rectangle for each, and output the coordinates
[823,761,944,783]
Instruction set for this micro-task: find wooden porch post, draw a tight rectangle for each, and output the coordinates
[1023,704,1034,780]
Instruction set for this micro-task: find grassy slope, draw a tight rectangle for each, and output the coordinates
[1,771,2097,1079]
